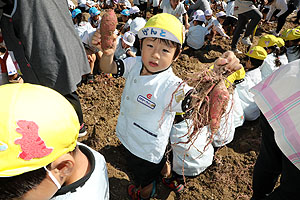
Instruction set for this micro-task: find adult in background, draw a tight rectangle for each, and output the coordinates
[231,0,263,53]
[0,0,90,136]
[250,59,300,200]
[271,0,300,36]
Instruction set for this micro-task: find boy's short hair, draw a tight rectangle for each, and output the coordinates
[0,83,79,177]
[138,13,184,45]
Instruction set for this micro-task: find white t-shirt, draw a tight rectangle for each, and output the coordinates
[170,119,214,176]
[51,143,109,200]
[186,25,208,49]
[162,0,187,23]
[74,21,95,39]
[116,57,192,163]
[236,73,260,121]
[259,54,278,80]
[170,93,236,176]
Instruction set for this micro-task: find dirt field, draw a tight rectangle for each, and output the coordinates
[77,15,298,200]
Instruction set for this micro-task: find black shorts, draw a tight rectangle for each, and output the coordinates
[125,147,167,188]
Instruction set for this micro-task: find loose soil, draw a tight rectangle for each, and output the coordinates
[77,15,298,200]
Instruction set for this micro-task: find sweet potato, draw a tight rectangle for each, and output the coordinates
[100,9,118,50]
[209,80,229,134]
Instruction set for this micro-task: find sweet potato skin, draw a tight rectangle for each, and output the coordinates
[209,80,229,133]
[100,9,118,50]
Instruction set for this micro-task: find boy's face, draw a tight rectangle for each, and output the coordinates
[141,38,178,75]
[205,15,212,21]
[170,0,180,9]
[93,15,100,21]
[121,15,128,22]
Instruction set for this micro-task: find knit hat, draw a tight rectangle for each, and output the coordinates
[257,34,278,47]
[246,46,267,60]
[89,7,100,17]
[72,8,82,18]
[129,6,140,14]
[138,13,183,45]
[0,84,79,177]
[121,9,130,16]
[204,9,213,16]
[122,31,135,46]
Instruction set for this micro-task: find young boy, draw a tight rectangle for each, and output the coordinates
[235,46,267,121]
[0,83,109,200]
[88,6,101,28]
[92,13,242,199]
[114,31,136,59]
[186,13,209,50]
[205,10,230,43]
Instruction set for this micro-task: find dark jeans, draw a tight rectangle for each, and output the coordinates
[64,91,84,125]
[276,3,296,33]
[231,9,262,49]
[251,115,300,200]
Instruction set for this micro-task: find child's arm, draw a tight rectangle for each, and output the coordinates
[183,13,190,30]
[91,29,118,74]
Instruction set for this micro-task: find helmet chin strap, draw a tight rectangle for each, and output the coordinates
[141,64,171,75]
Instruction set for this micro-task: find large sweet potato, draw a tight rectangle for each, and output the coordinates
[209,80,229,134]
[100,9,118,50]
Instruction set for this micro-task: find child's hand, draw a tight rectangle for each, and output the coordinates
[214,51,242,75]
[92,29,102,51]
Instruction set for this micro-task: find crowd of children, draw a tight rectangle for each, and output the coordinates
[1,0,300,199]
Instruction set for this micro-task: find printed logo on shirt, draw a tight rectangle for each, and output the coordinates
[175,89,185,103]
[137,95,156,109]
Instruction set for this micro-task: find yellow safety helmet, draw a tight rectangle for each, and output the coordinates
[286,28,300,41]
[276,37,285,47]
[257,34,278,47]
[0,84,79,177]
[246,46,267,60]
[138,13,184,45]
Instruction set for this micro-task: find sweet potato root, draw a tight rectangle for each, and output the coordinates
[100,9,118,50]
[209,80,229,134]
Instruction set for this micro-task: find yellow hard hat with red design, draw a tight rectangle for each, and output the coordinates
[0,84,79,177]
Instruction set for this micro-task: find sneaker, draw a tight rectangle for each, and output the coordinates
[162,176,184,193]
[232,48,242,54]
[128,185,141,200]
[87,74,94,84]
[241,36,252,46]
[128,181,156,200]
[79,123,87,137]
